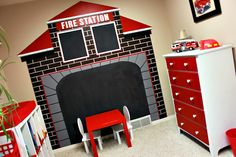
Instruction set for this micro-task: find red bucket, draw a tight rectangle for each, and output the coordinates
[226,128,236,156]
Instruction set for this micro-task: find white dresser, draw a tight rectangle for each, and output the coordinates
[163,45,236,156]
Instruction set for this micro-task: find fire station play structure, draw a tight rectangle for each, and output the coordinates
[18,1,165,150]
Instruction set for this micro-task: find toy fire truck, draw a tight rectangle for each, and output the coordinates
[171,39,199,53]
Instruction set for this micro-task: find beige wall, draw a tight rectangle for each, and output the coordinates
[0,0,79,102]
[164,0,236,47]
[2,0,236,117]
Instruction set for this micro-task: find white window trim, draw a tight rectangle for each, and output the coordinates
[57,28,89,63]
[90,21,121,55]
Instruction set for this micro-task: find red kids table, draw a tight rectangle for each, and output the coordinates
[86,109,132,157]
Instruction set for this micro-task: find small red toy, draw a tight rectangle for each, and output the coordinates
[171,39,199,52]
[199,39,220,50]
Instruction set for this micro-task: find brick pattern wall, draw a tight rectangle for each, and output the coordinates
[22,11,166,149]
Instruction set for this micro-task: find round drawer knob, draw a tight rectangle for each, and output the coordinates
[175,93,180,96]
[189,97,194,101]
[195,131,199,135]
[186,79,191,83]
[169,62,174,66]
[178,108,182,111]
[192,114,197,118]
[184,63,189,67]
[172,77,177,81]
[180,122,184,126]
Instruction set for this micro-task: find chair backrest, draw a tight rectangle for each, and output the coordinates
[123,106,130,123]
[77,118,85,136]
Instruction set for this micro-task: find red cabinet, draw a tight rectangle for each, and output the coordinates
[176,114,209,145]
[164,45,236,157]
[166,56,208,145]
[171,85,203,109]
[174,100,206,127]
[168,71,200,90]
[165,57,198,71]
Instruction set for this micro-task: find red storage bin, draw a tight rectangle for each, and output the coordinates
[0,130,20,157]
[226,128,236,156]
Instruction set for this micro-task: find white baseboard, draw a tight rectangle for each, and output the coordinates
[151,115,175,125]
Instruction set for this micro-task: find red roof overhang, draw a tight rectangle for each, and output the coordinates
[18,30,53,58]
[18,2,151,58]
[120,16,151,35]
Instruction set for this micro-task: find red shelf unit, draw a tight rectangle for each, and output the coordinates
[0,100,54,157]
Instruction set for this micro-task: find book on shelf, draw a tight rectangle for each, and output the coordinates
[27,121,39,149]
[34,112,46,140]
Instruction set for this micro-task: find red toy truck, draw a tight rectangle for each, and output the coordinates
[171,39,199,52]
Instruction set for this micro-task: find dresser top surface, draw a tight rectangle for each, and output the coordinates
[163,44,232,58]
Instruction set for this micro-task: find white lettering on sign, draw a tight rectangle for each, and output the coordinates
[59,14,110,30]
[61,19,78,30]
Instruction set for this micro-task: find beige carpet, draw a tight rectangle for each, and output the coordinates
[54,116,233,157]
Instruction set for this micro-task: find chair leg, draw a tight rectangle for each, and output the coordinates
[83,141,89,153]
[129,129,134,140]
[97,137,103,150]
[116,132,122,144]
[113,130,117,139]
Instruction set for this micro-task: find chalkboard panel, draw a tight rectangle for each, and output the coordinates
[58,29,88,62]
[91,22,121,54]
[56,62,149,144]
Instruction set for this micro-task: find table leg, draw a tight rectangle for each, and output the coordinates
[122,121,132,147]
[88,131,98,157]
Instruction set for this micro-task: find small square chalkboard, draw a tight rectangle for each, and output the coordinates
[58,28,88,62]
[91,22,121,55]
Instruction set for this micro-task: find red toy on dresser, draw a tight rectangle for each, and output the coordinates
[199,39,220,50]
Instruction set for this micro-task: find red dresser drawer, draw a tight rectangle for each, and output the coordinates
[176,114,209,145]
[171,86,203,109]
[169,71,201,90]
[174,100,206,127]
[166,57,197,72]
